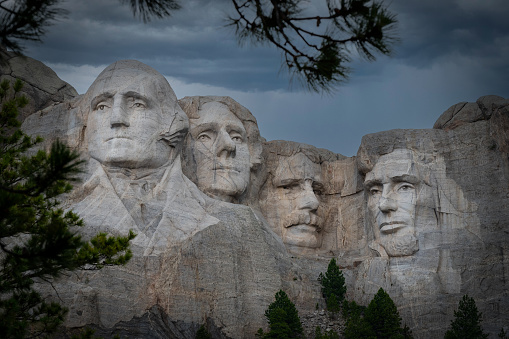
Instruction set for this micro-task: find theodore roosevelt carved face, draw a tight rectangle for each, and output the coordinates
[264,152,324,249]
[189,101,251,202]
[364,149,425,257]
[84,60,187,169]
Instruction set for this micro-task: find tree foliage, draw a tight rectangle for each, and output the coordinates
[0,79,136,339]
[444,295,489,339]
[318,258,346,308]
[195,324,212,339]
[342,289,412,339]
[0,0,179,54]
[229,0,398,92]
[260,290,303,338]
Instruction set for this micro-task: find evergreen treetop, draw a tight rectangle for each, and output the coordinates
[263,290,303,338]
[444,295,489,339]
[318,258,346,304]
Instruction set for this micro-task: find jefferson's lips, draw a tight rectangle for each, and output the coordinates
[379,221,406,234]
[213,166,240,173]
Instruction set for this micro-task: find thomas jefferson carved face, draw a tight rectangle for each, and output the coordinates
[364,149,427,257]
[263,153,324,249]
[189,102,251,202]
[85,61,185,169]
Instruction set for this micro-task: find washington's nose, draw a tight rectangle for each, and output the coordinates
[215,130,236,157]
[378,191,398,213]
[110,99,130,128]
[297,181,319,211]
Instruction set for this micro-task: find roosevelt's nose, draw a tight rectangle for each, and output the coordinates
[215,130,236,158]
[110,98,130,128]
[296,180,319,211]
[378,188,398,213]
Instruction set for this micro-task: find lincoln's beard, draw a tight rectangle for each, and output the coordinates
[380,234,419,257]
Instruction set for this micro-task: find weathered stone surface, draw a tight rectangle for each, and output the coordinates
[178,96,264,205]
[16,57,509,339]
[0,47,77,123]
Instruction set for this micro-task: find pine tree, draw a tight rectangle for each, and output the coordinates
[444,295,488,339]
[263,290,303,338]
[364,288,404,339]
[195,324,212,339]
[0,79,135,338]
[318,258,346,309]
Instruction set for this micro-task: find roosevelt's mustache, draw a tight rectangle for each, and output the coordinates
[284,211,322,228]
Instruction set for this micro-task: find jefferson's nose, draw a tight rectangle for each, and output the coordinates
[215,130,236,157]
[110,98,130,128]
[296,180,319,211]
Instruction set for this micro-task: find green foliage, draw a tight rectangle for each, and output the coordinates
[315,326,340,339]
[262,290,303,338]
[230,0,399,92]
[342,289,412,339]
[364,288,403,339]
[196,324,212,339]
[0,79,135,339]
[444,295,488,339]
[319,258,346,311]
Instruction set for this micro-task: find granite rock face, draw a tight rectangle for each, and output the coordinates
[0,47,77,123]
[14,58,509,338]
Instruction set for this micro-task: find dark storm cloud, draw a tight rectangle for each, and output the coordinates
[24,0,290,90]
[17,0,509,156]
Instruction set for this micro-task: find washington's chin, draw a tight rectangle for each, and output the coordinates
[283,225,320,248]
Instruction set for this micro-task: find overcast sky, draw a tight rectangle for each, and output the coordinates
[21,0,509,156]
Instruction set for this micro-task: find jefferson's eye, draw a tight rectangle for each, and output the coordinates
[369,187,381,196]
[230,133,243,143]
[197,134,211,141]
[133,102,145,108]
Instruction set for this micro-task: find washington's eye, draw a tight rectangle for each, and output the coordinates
[369,187,382,196]
[95,103,109,111]
[133,102,145,109]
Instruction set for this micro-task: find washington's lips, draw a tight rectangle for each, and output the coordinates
[379,221,406,234]
[105,136,132,141]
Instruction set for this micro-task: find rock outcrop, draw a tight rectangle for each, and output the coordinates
[12,58,509,338]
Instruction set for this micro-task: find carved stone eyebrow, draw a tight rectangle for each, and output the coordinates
[90,92,114,110]
[123,91,151,103]
[190,121,219,137]
[391,174,419,184]
[364,179,382,189]
[273,178,301,187]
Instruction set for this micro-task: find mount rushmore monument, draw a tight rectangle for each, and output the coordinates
[7,54,509,338]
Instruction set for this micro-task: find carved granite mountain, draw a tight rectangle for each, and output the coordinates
[13,57,509,338]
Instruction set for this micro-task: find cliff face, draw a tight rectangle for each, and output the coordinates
[13,57,509,338]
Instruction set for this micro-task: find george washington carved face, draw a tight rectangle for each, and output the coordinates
[84,60,187,169]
